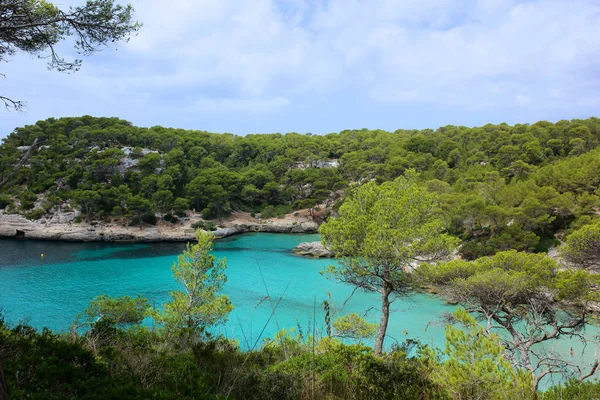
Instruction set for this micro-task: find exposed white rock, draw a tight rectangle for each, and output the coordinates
[48,211,78,225]
[293,241,333,258]
[0,212,319,242]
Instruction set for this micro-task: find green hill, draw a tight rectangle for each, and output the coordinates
[1,116,599,257]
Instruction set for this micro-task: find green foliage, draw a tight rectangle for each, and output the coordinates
[127,195,154,223]
[153,231,233,341]
[138,152,161,174]
[152,189,174,214]
[18,190,37,210]
[84,294,149,328]
[173,197,191,216]
[422,308,534,400]
[417,251,600,389]
[332,313,377,342]
[541,380,600,400]
[0,194,13,209]
[24,207,45,220]
[191,220,217,231]
[269,340,446,400]
[561,222,600,268]
[72,189,101,221]
[2,115,600,258]
[321,171,458,354]
[0,316,448,400]
[0,320,154,399]
[459,225,540,260]
[260,204,293,219]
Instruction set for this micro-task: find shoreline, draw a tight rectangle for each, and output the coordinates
[0,210,321,243]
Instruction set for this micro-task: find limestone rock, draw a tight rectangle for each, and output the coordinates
[293,241,332,258]
[0,211,320,243]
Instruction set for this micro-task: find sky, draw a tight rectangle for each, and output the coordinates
[1,0,600,138]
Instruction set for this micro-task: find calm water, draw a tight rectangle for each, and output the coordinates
[0,233,453,350]
[0,233,597,388]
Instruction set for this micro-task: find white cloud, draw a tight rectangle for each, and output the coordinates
[2,0,600,137]
[125,0,338,96]
[119,0,600,110]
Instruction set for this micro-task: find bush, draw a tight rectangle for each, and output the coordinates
[24,208,45,220]
[261,205,292,219]
[275,205,292,217]
[112,206,123,217]
[0,194,13,209]
[42,200,55,212]
[459,239,492,260]
[541,380,600,400]
[191,220,217,231]
[535,236,560,253]
[163,213,179,223]
[0,321,158,399]
[293,199,317,211]
[142,214,158,225]
[459,225,540,260]
[130,214,157,226]
[173,197,190,217]
[261,205,276,219]
[270,342,444,399]
[18,190,37,211]
[131,146,144,159]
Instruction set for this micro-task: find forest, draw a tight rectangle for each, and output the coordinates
[1,116,600,258]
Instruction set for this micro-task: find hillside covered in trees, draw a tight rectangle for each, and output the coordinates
[2,116,600,399]
[1,116,599,258]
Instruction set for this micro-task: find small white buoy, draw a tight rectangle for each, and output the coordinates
[40,253,44,257]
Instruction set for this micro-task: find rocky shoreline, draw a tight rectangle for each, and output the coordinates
[0,212,320,242]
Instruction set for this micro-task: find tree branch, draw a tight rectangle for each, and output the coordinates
[0,95,24,111]
[580,360,600,381]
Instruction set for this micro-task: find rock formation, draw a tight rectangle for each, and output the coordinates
[293,241,333,258]
[0,212,319,242]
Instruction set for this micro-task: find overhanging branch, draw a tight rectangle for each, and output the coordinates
[0,94,25,111]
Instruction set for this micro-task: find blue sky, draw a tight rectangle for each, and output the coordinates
[1,0,600,139]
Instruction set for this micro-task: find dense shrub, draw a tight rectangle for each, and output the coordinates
[0,195,13,210]
[24,208,45,220]
[191,220,217,231]
[541,380,600,400]
[0,319,446,400]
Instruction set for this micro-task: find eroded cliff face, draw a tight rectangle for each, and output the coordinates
[0,212,319,242]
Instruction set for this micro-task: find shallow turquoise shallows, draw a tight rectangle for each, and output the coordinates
[0,233,597,389]
[0,233,453,350]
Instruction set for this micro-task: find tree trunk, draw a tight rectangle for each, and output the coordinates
[374,282,392,356]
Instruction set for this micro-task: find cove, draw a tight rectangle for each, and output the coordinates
[0,233,598,389]
[0,233,453,349]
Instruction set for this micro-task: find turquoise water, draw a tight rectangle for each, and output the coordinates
[0,234,453,351]
[0,233,597,388]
